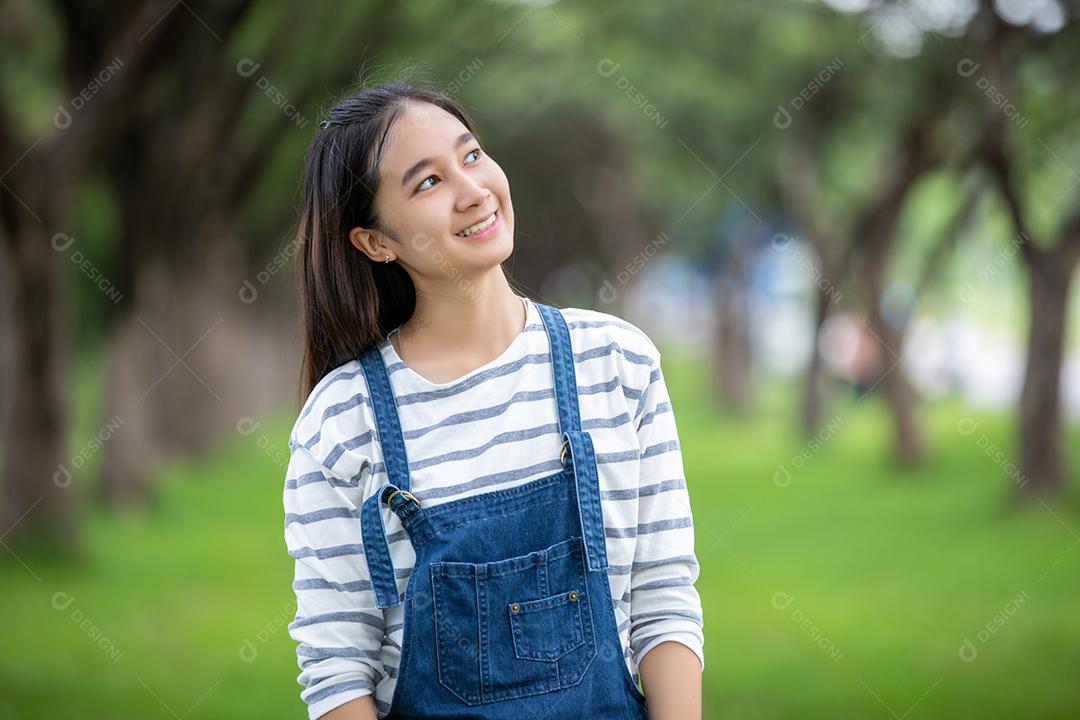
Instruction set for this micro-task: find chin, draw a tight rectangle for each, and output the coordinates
[453,240,514,275]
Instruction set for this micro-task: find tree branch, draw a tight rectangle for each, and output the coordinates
[913,174,984,297]
[974,6,1037,264]
[1055,205,1080,270]
[48,0,189,164]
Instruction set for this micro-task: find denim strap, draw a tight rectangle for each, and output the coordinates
[359,344,411,491]
[538,303,609,572]
[358,342,414,609]
[360,484,401,608]
[562,429,609,571]
[538,303,582,435]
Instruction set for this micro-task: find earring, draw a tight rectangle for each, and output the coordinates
[384,255,390,263]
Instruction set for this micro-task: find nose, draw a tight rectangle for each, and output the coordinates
[454,172,492,213]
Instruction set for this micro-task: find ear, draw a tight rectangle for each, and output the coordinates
[349,226,394,263]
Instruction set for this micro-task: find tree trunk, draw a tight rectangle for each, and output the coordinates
[850,116,943,466]
[774,130,845,436]
[96,242,301,505]
[0,181,79,554]
[872,308,925,466]
[712,265,753,416]
[1017,247,1077,497]
[801,280,831,433]
[95,312,156,509]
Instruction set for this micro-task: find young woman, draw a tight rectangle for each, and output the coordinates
[283,80,704,720]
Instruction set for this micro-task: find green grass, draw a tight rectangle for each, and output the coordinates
[672,353,1080,720]
[1,422,302,719]
[2,350,1079,718]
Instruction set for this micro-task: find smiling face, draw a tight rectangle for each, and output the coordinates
[349,101,515,284]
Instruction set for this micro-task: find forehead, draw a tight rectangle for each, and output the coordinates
[380,102,468,171]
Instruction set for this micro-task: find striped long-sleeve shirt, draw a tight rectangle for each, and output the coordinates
[283,296,704,719]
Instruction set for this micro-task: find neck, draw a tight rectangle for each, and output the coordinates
[395,272,526,363]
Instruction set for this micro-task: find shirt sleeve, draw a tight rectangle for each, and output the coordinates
[284,443,385,720]
[627,346,706,673]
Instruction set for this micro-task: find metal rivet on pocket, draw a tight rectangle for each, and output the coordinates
[510,603,521,613]
[568,591,578,601]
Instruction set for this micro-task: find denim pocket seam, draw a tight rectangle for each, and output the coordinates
[428,539,598,706]
[430,568,481,705]
[509,590,586,661]
[432,536,582,578]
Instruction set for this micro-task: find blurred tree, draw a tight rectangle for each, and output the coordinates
[705,209,769,415]
[4,0,1078,558]
[0,0,184,552]
[796,0,1079,482]
[92,1,402,507]
[973,7,1080,496]
[848,108,948,465]
[770,13,957,463]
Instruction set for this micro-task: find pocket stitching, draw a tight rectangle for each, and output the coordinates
[430,567,481,705]
[435,536,581,578]
[509,591,586,661]
[428,540,599,705]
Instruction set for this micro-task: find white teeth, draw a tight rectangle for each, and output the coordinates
[455,212,496,237]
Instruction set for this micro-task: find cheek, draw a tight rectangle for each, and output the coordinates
[488,163,512,203]
[411,200,449,234]
[392,206,443,251]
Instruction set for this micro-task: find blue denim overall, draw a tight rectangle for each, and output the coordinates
[357,302,650,719]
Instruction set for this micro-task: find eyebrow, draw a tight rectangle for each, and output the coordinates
[400,132,476,188]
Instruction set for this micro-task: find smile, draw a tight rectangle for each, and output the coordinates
[454,210,499,238]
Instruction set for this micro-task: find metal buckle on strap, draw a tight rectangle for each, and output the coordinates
[560,437,570,465]
[386,489,421,507]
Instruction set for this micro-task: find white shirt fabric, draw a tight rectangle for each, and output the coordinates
[284,296,705,719]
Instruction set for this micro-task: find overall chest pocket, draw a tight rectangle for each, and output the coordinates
[429,536,597,705]
[509,590,585,660]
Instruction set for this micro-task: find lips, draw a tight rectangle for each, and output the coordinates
[454,209,498,237]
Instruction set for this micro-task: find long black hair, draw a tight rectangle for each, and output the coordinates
[294,79,482,403]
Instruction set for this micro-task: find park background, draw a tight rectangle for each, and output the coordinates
[2,0,1080,717]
